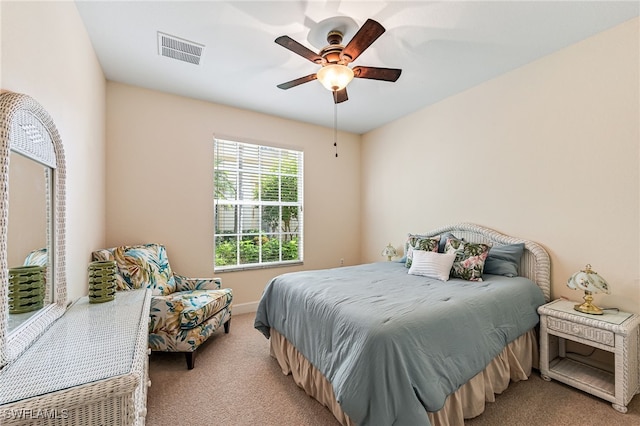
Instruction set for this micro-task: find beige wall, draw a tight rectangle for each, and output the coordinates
[1,1,107,302]
[106,82,361,310]
[362,18,640,313]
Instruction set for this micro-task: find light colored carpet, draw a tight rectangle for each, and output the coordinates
[147,312,640,425]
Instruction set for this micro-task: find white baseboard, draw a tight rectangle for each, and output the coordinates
[232,301,259,315]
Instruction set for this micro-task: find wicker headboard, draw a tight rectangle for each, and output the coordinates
[421,223,551,302]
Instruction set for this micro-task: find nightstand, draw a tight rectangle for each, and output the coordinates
[538,299,640,413]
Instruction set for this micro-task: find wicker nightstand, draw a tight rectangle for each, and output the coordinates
[538,299,640,413]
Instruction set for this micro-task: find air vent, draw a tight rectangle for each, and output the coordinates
[158,32,204,65]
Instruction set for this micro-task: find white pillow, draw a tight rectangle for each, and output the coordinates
[408,250,456,281]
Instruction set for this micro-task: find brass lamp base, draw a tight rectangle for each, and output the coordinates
[574,292,604,315]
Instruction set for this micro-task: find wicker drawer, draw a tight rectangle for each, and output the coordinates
[547,317,614,347]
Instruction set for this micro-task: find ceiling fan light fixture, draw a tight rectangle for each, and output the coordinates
[317,64,354,92]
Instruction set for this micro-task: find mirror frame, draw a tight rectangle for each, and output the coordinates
[0,91,66,367]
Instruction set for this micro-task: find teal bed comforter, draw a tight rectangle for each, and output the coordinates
[254,261,545,425]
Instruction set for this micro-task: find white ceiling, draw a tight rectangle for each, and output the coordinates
[75,1,639,134]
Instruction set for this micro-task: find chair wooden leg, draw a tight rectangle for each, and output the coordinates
[224,318,231,333]
[185,351,196,370]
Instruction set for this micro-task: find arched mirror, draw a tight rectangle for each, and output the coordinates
[0,91,66,367]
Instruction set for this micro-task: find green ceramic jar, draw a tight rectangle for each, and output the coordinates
[8,265,46,314]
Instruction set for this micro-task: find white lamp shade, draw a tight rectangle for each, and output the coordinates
[316,64,354,91]
[381,243,397,259]
[567,264,610,294]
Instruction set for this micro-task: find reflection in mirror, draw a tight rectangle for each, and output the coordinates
[6,152,51,334]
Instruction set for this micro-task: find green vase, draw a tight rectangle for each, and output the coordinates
[88,260,117,303]
[9,265,46,314]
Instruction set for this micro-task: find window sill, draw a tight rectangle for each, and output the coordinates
[215,261,303,273]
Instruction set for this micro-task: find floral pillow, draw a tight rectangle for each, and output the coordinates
[444,237,490,281]
[405,234,440,268]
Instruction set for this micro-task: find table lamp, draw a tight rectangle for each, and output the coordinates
[567,264,610,315]
[381,243,397,261]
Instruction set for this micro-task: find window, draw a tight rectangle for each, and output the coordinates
[214,138,303,270]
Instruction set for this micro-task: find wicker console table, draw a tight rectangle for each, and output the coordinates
[0,289,151,425]
[539,299,640,413]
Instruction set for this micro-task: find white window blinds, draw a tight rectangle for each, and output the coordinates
[214,138,304,270]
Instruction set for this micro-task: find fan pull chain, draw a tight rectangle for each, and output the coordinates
[333,91,338,158]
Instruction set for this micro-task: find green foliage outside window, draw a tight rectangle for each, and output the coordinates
[215,235,299,266]
[255,156,299,240]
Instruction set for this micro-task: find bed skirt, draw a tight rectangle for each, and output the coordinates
[269,328,538,426]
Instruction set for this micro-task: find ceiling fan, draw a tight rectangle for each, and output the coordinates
[275,18,402,103]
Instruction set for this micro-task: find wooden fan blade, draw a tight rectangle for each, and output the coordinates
[275,36,323,64]
[277,73,318,90]
[341,19,385,63]
[353,66,402,82]
[333,88,348,104]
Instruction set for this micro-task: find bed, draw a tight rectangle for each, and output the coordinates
[254,223,551,425]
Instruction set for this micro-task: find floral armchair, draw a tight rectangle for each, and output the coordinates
[23,247,48,266]
[92,243,232,369]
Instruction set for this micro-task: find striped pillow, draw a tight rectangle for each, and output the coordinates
[408,250,456,281]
